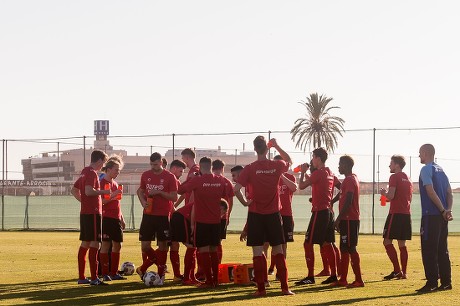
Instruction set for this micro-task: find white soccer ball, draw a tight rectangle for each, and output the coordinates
[143,271,162,287]
[120,261,135,276]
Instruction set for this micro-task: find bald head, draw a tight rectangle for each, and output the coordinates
[419,143,435,164]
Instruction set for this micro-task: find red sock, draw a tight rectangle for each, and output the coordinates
[183,247,196,281]
[333,243,341,275]
[324,244,337,276]
[385,244,400,272]
[110,251,120,276]
[350,252,362,282]
[217,244,223,264]
[89,247,99,280]
[78,246,89,280]
[99,252,110,276]
[157,250,168,277]
[140,247,157,272]
[339,251,350,282]
[319,245,329,272]
[399,246,408,274]
[253,255,266,293]
[210,251,219,285]
[170,250,181,277]
[303,241,315,277]
[275,253,289,291]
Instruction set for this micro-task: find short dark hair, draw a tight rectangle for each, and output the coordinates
[231,165,244,172]
[220,198,229,212]
[391,155,406,169]
[253,135,267,155]
[273,154,282,161]
[312,147,328,163]
[199,156,212,169]
[91,150,108,163]
[181,148,196,158]
[339,155,354,169]
[170,159,186,169]
[150,152,162,162]
[212,159,225,170]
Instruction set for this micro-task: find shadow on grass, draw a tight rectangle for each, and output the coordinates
[0,279,277,305]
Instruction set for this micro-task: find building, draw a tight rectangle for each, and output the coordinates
[19,120,261,195]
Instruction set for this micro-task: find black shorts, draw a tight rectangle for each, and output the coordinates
[305,209,335,245]
[383,213,412,241]
[79,214,102,242]
[102,217,123,243]
[220,218,228,240]
[170,211,192,244]
[194,222,221,248]
[338,219,360,250]
[139,214,170,242]
[282,215,294,243]
[247,212,285,247]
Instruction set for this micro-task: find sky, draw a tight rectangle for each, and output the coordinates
[1,1,460,185]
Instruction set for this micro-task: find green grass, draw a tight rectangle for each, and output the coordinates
[1,231,458,305]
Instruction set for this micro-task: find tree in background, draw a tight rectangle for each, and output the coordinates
[290,93,345,152]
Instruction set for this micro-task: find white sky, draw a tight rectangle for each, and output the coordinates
[1,1,460,185]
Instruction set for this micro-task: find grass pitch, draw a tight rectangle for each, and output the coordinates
[0,231,458,305]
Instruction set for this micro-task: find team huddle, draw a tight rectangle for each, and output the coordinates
[72,137,453,295]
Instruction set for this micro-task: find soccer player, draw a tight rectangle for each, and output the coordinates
[99,154,126,281]
[380,155,413,280]
[178,157,231,288]
[267,155,297,278]
[136,152,178,285]
[234,136,294,296]
[417,144,453,292]
[295,147,339,285]
[211,159,235,263]
[71,149,113,286]
[167,159,187,281]
[332,155,364,288]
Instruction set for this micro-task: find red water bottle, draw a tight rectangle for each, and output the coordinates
[103,183,111,200]
[116,184,123,200]
[267,139,274,149]
[380,194,387,206]
[293,165,302,173]
[145,195,154,213]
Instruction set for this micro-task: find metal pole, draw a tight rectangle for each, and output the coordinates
[172,133,175,160]
[83,136,86,166]
[372,128,376,234]
[1,139,4,231]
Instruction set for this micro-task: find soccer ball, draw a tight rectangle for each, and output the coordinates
[143,271,163,287]
[120,261,135,276]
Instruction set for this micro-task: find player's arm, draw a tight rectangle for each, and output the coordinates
[381,186,396,201]
[85,184,110,197]
[425,184,453,221]
[298,164,311,190]
[71,186,81,202]
[174,194,185,208]
[334,191,353,231]
[137,187,148,208]
[270,138,292,165]
[281,174,297,192]
[234,183,251,207]
[150,189,178,202]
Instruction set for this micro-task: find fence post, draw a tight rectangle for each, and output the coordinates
[372,128,376,234]
[24,195,29,230]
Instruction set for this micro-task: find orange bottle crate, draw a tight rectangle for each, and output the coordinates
[233,263,255,285]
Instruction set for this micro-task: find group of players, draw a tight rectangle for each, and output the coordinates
[72,136,452,295]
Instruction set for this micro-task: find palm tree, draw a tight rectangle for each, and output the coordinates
[290,92,345,152]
